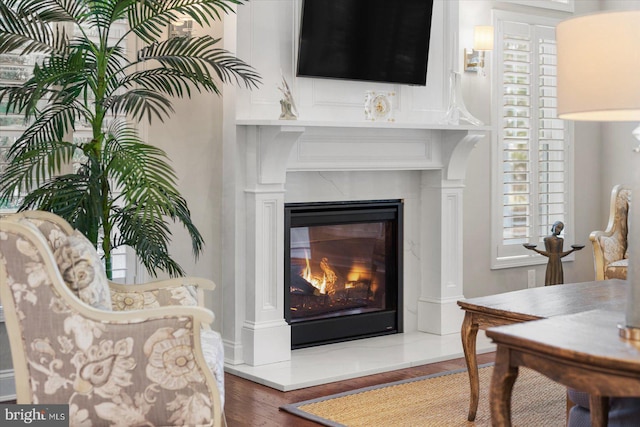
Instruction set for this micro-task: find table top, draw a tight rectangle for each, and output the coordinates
[458,279,627,321]
[486,309,640,374]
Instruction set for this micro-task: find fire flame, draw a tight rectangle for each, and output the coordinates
[302,251,327,294]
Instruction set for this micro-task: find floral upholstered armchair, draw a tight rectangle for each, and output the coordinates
[0,211,225,426]
[589,185,631,280]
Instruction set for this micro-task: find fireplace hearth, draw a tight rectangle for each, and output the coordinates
[285,200,403,348]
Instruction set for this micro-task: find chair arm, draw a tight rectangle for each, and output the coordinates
[109,277,216,311]
[589,231,608,281]
[110,277,216,292]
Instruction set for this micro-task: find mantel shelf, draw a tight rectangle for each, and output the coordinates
[239,119,489,185]
[236,119,491,132]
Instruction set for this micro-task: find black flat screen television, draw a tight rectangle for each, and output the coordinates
[296,0,434,86]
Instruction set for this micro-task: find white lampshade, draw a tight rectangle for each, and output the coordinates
[557,11,640,121]
[473,26,494,51]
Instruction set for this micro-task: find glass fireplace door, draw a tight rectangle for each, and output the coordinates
[285,200,402,348]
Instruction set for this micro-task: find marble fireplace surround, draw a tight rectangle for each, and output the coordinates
[230,120,488,367]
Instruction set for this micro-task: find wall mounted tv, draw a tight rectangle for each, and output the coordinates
[297,0,435,86]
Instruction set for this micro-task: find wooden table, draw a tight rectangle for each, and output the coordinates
[457,279,627,421]
[487,309,640,427]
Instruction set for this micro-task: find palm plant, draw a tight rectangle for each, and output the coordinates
[0,0,260,278]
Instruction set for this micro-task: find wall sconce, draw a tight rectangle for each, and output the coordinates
[464,26,494,76]
[168,16,194,38]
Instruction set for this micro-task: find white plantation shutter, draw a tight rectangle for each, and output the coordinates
[492,12,573,268]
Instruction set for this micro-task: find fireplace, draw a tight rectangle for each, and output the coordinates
[227,122,486,366]
[285,200,403,348]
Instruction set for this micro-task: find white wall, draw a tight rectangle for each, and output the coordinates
[145,20,226,330]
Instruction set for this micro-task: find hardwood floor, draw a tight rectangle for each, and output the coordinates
[224,352,496,427]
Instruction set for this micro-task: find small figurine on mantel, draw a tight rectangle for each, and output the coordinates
[277,75,298,120]
[523,221,585,286]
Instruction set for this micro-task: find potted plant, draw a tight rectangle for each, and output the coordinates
[0,0,260,278]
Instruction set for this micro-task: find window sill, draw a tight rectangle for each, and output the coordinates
[492,252,577,270]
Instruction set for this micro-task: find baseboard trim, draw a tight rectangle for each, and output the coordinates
[0,369,16,402]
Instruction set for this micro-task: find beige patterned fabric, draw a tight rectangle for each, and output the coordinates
[600,189,630,265]
[590,186,631,280]
[110,283,198,311]
[16,217,112,310]
[56,230,113,311]
[0,217,223,426]
[605,259,629,280]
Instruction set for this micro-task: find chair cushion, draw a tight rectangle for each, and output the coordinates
[18,216,68,251]
[16,217,112,310]
[605,258,628,280]
[54,230,113,311]
[201,329,225,407]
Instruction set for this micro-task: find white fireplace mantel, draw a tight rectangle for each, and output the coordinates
[228,120,489,366]
[236,120,489,183]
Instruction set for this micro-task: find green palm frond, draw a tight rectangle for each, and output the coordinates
[114,187,204,278]
[135,35,260,89]
[105,89,174,123]
[11,102,79,153]
[0,2,69,55]
[20,170,104,243]
[20,171,90,217]
[0,137,76,203]
[167,0,241,24]
[115,206,186,277]
[105,121,204,270]
[104,121,180,219]
[120,68,209,98]
[0,58,90,121]
[83,0,128,30]
[8,0,88,24]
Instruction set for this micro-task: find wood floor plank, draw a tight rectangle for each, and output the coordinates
[224,352,496,426]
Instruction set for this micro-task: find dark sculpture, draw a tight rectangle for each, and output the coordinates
[523,221,584,286]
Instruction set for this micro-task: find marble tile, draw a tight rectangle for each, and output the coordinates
[225,331,495,391]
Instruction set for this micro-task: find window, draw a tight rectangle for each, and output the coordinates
[491,11,574,269]
[0,19,134,282]
[0,52,44,212]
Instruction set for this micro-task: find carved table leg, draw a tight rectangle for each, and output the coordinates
[490,346,518,427]
[461,311,480,421]
[589,395,609,427]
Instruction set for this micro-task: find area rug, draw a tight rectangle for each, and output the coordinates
[280,365,566,426]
